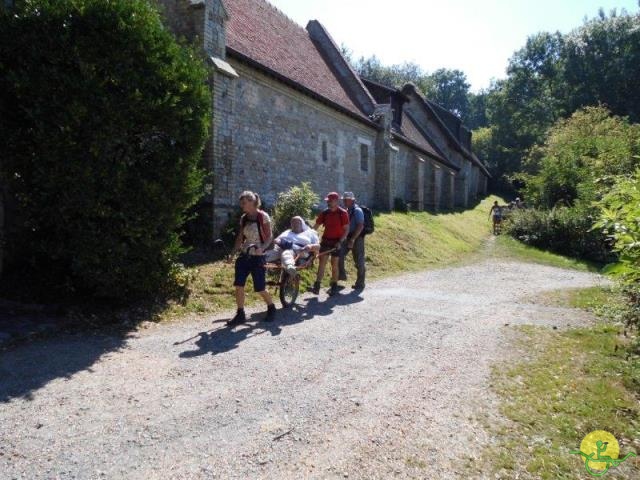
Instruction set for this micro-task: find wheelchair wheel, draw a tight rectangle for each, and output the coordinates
[279,271,300,308]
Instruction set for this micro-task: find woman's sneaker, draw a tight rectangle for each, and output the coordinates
[228,309,246,326]
[328,282,339,296]
[264,304,277,322]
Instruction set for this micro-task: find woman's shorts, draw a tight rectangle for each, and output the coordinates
[234,254,266,292]
[320,239,341,258]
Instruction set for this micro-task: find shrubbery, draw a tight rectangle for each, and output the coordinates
[272,183,319,233]
[0,0,211,302]
[595,171,640,328]
[504,206,611,263]
[520,106,640,208]
[507,107,640,264]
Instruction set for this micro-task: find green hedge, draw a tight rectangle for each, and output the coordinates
[504,207,611,263]
[596,171,640,328]
[272,182,319,234]
[0,0,211,302]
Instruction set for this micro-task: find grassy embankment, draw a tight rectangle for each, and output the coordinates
[473,286,640,479]
[167,196,601,320]
[168,196,502,318]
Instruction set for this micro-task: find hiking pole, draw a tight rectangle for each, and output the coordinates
[173,329,216,346]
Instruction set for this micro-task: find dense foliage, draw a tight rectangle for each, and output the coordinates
[520,107,640,208]
[504,107,638,263]
[0,0,211,302]
[484,8,640,190]
[504,207,611,263]
[595,171,640,327]
[272,183,319,234]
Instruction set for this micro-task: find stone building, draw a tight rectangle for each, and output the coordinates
[156,0,489,235]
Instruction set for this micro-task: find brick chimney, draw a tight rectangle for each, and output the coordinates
[155,0,228,59]
[204,0,228,58]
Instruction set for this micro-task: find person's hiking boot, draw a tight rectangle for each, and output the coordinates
[328,282,340,296]
[310,281,321,294]
[264,304,277,322]
[228,309,246,326]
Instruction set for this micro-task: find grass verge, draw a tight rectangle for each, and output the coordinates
[491,236,600,272]
[476,289,640,479]
[163,196,502,319]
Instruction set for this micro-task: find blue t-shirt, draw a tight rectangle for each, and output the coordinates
[348,204,365,234]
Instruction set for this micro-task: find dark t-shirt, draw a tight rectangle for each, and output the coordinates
[317,207,349,240]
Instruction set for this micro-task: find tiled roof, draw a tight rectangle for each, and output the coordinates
[361,78,401,104]
[397,113,445,163]
[223,0,370,122]
[403,84,489,176]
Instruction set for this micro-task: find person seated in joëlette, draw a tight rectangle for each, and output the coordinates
[264,216,320,276]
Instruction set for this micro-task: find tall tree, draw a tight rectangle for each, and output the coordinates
[467,91,489,130]
[0,0,211,301]
[423,68,471,118]
[563,9,640,122]
[484,32,566,187]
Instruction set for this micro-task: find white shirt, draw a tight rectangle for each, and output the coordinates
[276,228,319,252]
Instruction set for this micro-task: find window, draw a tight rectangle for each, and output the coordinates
[322,140,328,163]
[360,143,369,172]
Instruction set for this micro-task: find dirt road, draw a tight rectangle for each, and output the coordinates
[0,260,604,479]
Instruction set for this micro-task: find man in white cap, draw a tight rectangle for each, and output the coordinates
[339,191,366,291]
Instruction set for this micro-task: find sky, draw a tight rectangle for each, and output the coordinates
[267,0,639,92]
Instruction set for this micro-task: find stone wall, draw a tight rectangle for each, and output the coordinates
[211,60,380,232]
[441,168,455,210]
[392,143,425,210]
[403,93,478,208]
[155,0,206,45]
[424,160,443,211]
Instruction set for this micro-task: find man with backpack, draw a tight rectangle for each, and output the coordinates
[339,191,371,291]
[311,192,350,296]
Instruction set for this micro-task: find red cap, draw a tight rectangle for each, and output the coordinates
[324,192,340,201]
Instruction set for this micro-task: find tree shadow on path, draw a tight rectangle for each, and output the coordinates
[179,291,364,358]
[0,331,128,403]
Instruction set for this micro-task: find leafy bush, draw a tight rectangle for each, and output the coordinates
[595,170,640,327]
[0,0,211,302]
[504,206,611,263]
[521,106,640,208]
[272,183,319,233]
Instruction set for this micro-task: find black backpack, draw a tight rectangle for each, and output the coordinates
[361,206,375,235]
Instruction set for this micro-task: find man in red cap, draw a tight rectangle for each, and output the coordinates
[311,192,350,296]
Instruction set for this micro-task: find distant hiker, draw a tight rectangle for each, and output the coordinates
[311,192,349,296]
[228,191,277,325]
[489,201,503,235]
[338,191,367,291]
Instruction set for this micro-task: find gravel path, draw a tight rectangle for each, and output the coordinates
[0,259,606,479]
